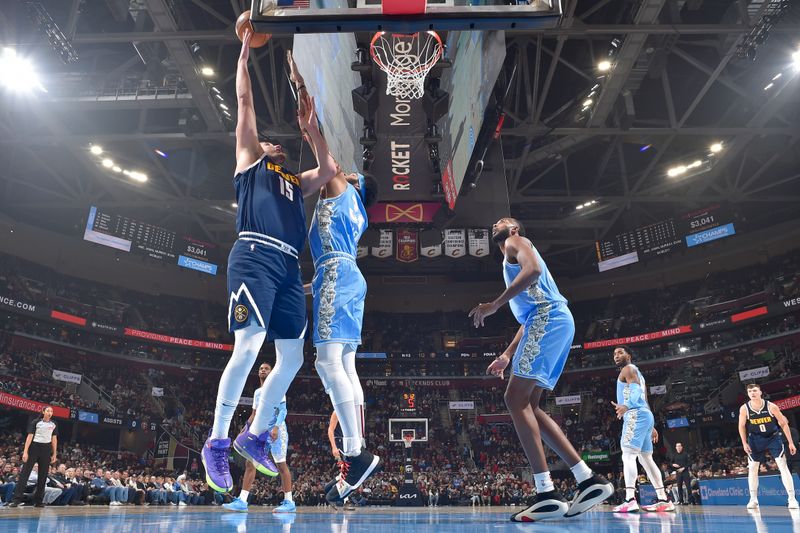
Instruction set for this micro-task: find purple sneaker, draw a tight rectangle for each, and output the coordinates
[233,429,279,477]
[202,435,233,493]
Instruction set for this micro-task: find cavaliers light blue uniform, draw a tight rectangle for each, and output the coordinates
[503,242,574,390]
[308,183,368,346]
[617,364,655,453]
[253,387,289,463]
[227,154,306,340]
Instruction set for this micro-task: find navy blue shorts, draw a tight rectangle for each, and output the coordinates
[226,239,306,340]
[748,433,785,463]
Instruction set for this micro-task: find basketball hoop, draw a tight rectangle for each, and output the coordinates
[370,31,443,100]
[402,433,415,449]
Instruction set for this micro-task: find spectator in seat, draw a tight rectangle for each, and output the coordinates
[0,464,16,505]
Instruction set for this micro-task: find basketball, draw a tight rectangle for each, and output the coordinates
[235,10,271,48]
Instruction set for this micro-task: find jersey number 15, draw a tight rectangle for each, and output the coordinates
[279,178,294,201]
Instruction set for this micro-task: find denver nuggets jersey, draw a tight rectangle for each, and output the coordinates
[234,154,306,254]
[503,242,567,324]
[617,364,650,411]
[308,183,367,262]
[746,400,779,436]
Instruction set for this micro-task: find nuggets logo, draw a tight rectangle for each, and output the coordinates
[234,304,249,323]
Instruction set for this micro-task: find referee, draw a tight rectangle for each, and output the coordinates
[9,406,59,508]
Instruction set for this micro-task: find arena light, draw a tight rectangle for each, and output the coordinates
[582,98,593,107]
[667,165,687,177]
[154,149,168,158]
[688,160,703,169]
[101,158,114,168]
[597,60,612,72]
[90,145,103,155]
[764,82,774,91]
[0,48,46,92]
[201,66,215,77]
[219,103,228,110]
[112,166,122,173]
[640,144,652,152]
[128,171,148,183]
[709,142,723,153]
[211,87,221,94]
[679,346,689,353]
[793,49,800,70]
[772,73,782,81]
[215,93,224,101]
[231,202,238,209]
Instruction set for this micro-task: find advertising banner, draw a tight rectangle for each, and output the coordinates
[0,392,70,418]
[52,369,82,384]
[123,328,233,351]
[583,326,693,350]
[581,451,610,463]
[367,202,442,224]
[774,394,800,411]
[448,401,475,410]
[555,395,581,406]
[151,387,164,397]
[650,385,667,395]
[739,366,769,381]
[699,474,800,505]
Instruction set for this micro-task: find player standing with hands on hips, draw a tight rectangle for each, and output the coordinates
[8,406,58,508]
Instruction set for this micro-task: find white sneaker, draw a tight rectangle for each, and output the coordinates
[788,499,799,510]
[746,499,759,510]
[613,499,640,513]
[178,501,187,507]
[642,500,675,512]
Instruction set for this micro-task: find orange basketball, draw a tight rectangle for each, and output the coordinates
[235,10,271,48]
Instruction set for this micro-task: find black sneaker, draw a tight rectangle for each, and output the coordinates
[511,490,569,522]
[325,450,382,506]
[565,473,615,517]
[34,502,45,508]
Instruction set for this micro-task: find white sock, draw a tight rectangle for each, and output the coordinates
[343,347,366,448]
[570,460,593,483]
[638,452,667,500]
[211,325,266,439]
[533,471,555,494]
[776,456,796,500]
[284,491,293,503]
[622,450,639,501]
[250,338,304,435]
[239,489,250,502]
[748,459,760,499]
[315,343,361,456]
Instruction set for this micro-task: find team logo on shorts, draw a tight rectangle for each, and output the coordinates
[234,304,249,323]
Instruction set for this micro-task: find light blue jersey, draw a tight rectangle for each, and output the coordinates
[253,387,289,462]
[617,364,655,453]
[308,184,368,346]
[502,240,574,390]
[503,243,567,325]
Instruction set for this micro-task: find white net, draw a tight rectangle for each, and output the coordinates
[370,31,443,100]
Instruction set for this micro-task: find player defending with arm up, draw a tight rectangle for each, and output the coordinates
[202,28,337,495]
[470,218,613,522]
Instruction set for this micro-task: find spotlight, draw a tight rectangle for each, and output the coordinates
[0,48,45,92]
[667,166,686,177]
[129,171,148,183]
[679,346,688,354]
[231,202,238,209]
[764,82,774,91]
[102,159,114,168]
[793,50,800,70]
[90,145,103,155]
[219,104,228,110]
[112,166,122,173]
[201,66,214,76]
[582,99,593,107]
[709,142,723,153]
[688,160,703,169]
[640,144,652,152]
[154,149,168,158]
[597,60,612,72]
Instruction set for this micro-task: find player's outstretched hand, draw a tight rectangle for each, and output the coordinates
[239,28,253,62]
[611,401,628,419]
[486,354,509,380]
[287,50,301,84]
[298,94,318,133]
[469,301,499,328]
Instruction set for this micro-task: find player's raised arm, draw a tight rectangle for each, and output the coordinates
[235,30,263,175]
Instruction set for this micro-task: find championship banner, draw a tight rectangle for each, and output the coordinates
[583,325,693,350]
[555,394,581,406]
[396,230,419,263]
[468,229,490,257]
[739,366,770,381]
[650,385,667,395]
[421,242,442,258]
[448,401,475,410]
[371,229,393,259]
[151,387,164,397]
[0,392,70,418]
[774,394,800,411]
[357,245,368,259]
[52,369,82,384]
[367,202,442,224]
[444,229,466,258]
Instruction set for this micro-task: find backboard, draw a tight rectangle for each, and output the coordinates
[251,0,562,34]
[389,418,429,442]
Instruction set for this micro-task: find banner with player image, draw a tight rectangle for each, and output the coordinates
[396,230,419,263]
[444,229,466,258]
[371,229,394,259]
[468,229,490,257]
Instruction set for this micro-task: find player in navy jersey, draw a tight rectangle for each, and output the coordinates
[470,218,612,522]
[202,29,338,494]
[287,51,382,507]
[739,383,797,509]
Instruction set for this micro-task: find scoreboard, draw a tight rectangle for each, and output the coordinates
[596,205,736,272]
[83,206,219,275]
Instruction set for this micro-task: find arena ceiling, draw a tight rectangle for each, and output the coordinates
[1,0,799,277]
